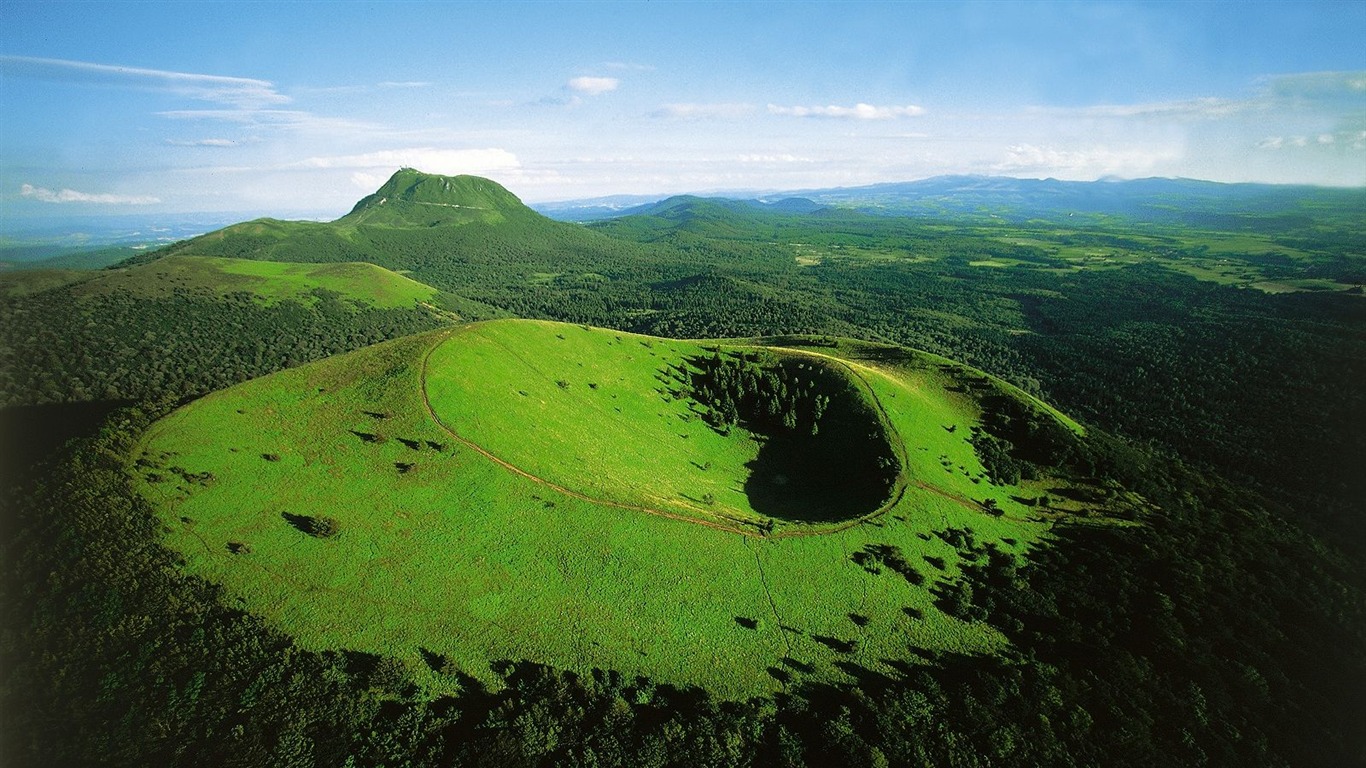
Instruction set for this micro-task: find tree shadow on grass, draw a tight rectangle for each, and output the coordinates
[419,646,461,675]
[281,511,340,538]
[811,635,858,654]
[833,660,895,687]
[881,657,918,678]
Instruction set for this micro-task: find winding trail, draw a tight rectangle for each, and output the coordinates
[744,537,795,663]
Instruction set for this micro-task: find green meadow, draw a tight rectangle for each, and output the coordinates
[132,319,1095,697]
[80,254,439,307]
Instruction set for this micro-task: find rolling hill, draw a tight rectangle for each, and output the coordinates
[131,318,1131,697]
[72,254,441,308]
[146,169,672,300]
[0,252,444,309]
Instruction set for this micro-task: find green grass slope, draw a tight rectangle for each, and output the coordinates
[75,254,440,308]
[131,320,1125,697]
[339,168,529,229]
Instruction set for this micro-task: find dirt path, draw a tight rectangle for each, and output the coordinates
[743,536,795,671]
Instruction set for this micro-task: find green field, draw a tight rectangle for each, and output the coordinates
[132,319,1108,697]
[79,254,440,307]
[984,227,1364,292]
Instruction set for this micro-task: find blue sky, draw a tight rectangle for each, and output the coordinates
[2,1,1364,217]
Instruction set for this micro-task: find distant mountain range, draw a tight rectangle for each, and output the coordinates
[534,175,1366,229]
[624,195,826,217]
[533,192,827,221]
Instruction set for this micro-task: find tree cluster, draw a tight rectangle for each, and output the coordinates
[0,287,445,408]
[684,351,830,436]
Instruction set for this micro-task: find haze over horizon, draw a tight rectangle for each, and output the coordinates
[3,0,1364,220]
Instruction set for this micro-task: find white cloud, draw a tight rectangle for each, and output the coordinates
[158,109,290,123]
[1044,71,1366,123]
[653,103,755,120]
[351,171,384,189]
[998,71,1366,184]
[567,76,619,95]
[295,81,432,96]
[768,103,926,120]
[156,109,381,141]
[20,183,160,204]
[994,144,1179,178]
[2,55,396,147]
[1258,130,1365,151]
[297,147,522,176]
[1059,97,1249,120]
[0,55,288,109]
[157,108,328,125]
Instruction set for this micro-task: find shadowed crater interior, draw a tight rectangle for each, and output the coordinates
[672,349,900,524]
